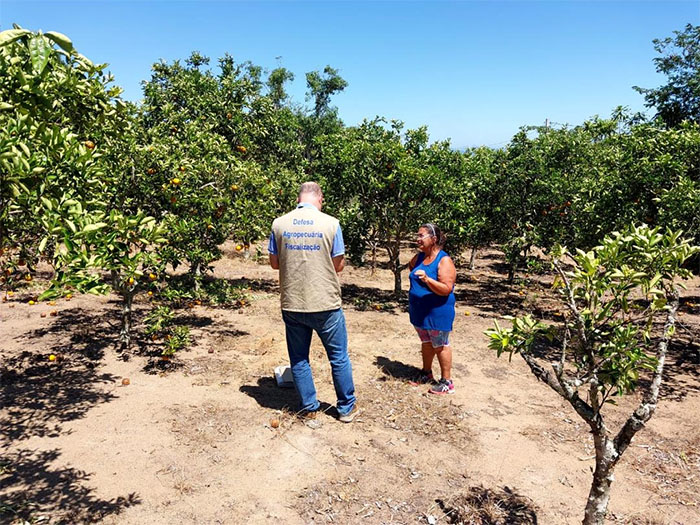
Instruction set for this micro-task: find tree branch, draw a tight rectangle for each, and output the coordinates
[521,352,595,424]
[613,289,680,458]
[553,259,588,349]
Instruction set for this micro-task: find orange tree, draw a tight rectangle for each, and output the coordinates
[596,120,700,253]
[442,146,503,269]
[0,27,131,292]
[489,122,602,282]
[317,119,460,295]
[0,27,168,350]
[490,109,700,282]
[486,225,698,524]
[137,52,299,284]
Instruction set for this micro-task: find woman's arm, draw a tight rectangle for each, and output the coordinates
[418,256,456,296]
[408,253,419,271]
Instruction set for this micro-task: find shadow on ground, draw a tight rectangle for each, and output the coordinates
[239,376,301,411]
[341,283,407,313]
[3,308,122,441]
[239,377,341,417]
[374,356,422,381]
[0,448,140,524]
[454,275,528,316]
[2,308,141,522]
[641,338,700,403]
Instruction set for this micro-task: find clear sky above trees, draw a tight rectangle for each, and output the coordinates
[2,0,696,148]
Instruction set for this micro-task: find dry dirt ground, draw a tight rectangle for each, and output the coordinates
[1,245,699,525]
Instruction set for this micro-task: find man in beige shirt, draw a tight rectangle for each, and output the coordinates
[269,182,358,423]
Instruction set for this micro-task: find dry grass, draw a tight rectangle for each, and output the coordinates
[168,402,238,449]
[629,431,700,507]
[296,477,419,524]
[362,377,475,450]
[180,355,253,387]
[435,485,538,525]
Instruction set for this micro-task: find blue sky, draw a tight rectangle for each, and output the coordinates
[2,1,698,148]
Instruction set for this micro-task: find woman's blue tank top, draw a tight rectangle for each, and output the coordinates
[408,250,456,331]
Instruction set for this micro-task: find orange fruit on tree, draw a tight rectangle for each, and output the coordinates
[84,140,95,150]
[49,354,56,361]
[147,168,156,175]
[230,184,238,191]
[128,277,135,285]
[235,244,243,252]
[171,178,181,186]
[178,166,185,172]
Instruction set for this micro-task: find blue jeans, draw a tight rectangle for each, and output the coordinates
[282,308,356,416]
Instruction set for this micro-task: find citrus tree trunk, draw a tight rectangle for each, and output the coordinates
[189,260,202,291]
[119,290,135,351]
[507,262,516,283]
[387,233,403,296]
[583,434,617,525]
[468,246,477,270]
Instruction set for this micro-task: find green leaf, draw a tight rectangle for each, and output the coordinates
[83,222,108,233]
[40,197,53,210]
[38,287,62,301]
[0,28,31,48]
[45,31,74,54]
[28,35,51,75]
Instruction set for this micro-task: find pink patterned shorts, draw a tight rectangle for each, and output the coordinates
[414,326,450,348]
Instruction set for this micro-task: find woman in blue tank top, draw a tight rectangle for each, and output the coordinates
[408,223,457,395]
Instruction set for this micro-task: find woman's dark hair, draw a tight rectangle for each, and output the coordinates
[421,223,446,247]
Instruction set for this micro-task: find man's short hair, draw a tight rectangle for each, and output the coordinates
[298,181,323,198]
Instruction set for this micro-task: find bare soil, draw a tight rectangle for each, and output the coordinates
[1,245,699,524]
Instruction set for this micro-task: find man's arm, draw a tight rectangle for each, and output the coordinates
[331,224,346,273]
[268,230,279,269]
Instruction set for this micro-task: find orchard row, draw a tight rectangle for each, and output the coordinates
[1,27,698,348]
